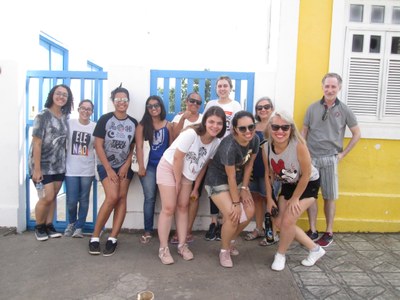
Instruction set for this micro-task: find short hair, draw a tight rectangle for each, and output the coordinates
[322,73,342,86]
[110,83,130,101]
[254,96,274,121]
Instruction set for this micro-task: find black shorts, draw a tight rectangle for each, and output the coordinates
[280,179,320,200]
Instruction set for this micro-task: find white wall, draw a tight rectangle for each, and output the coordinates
[0,0,300,231]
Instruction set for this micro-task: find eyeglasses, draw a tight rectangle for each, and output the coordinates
[237,124,256,133]
[55,91,68,98]
[114,98,129,103]
[256,104,272,111]
[79,107,93,113]
[188,98,202,106]
[146,103,161,110]
[322,105,330,121]
[271,124,291,132]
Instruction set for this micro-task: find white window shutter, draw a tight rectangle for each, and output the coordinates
[384,59,400,117]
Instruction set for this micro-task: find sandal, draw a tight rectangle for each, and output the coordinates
[186,233,194,244]
[170,233,179,244]
[244,228,265,241]
[259,234,279,246]
[140,233,152,244]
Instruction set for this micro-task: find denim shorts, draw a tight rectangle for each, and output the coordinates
[249,176,266,197]
[97,164,134,181]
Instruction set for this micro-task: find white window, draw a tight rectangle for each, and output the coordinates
[330,0,400,139]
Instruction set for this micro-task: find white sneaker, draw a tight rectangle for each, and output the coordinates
[301,246,326,267]
[271,253,286,271]
[72,228,84,238]
[64,223,75,237]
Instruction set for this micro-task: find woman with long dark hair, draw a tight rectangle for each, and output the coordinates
[156,106,226,265]
[136,96,173,244]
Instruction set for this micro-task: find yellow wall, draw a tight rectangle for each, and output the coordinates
[294,0,400,232]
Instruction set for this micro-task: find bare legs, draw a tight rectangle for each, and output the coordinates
[35,181,63,225]
[92,177,131,238]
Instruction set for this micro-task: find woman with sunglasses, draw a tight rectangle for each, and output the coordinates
[264,110,325,271]
[156,106,226,265]
[244,97,280,246]
[29,84,73,241]
[204,110,259,268]
[170,92,203,244]
[88,85,137,257]
[203,76,242,241]
[136,96,173,244]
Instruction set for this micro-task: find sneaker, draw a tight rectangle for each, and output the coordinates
[259,234,280,246]
[205,223,217,241]
[301,246,326,267]
[230,241,239,256]
[88,240,101,255]
[103,239,117,256]
[46,223,62,238]
[316,232,333,247]
[306,229,319,241]
[35,224,48,241]
[72,228,84,238]
[271,253,286,271]
[219,250,233,268]
[215,223,222,241]
[64,223,75,237]
[170,233,179,244]
[159,247,174,265]
[177,243,194,261]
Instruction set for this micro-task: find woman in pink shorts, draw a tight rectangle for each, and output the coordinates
[156,106,226,265]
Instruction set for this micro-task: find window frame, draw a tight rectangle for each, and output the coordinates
[330,0,400,140]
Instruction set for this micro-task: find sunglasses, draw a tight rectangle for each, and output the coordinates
[146,103,161,110]
[271,124,291,132]
[114,97,129,103]
[237,124,256,133]
[256,104,272,111]
[79,107,93,112]
[188,98,202,106]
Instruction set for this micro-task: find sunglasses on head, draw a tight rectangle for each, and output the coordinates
[256,104,272,111]
[146,103,161,109]
[271,124,291,131]
[188,98,202,105]
[237,124,256,133]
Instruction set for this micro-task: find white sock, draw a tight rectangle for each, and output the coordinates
[108,237,117,244]
[220,249,228,253]
[90,237,99,242]
[311,246,320,252]
[276,252,285,258]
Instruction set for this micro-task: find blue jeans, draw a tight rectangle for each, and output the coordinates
[65,176,94,229]
[139,164,158,233]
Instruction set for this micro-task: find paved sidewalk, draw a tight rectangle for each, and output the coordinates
[0,229,302,300]
[1,229,399,299]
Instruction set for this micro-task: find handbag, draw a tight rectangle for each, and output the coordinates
[131,140,150,172]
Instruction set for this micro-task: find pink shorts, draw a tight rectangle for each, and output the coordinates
[156,157,192,186]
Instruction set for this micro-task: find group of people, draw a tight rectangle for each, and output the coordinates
[29,73,360,270]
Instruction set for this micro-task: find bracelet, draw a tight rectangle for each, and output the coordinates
[232,201,240,206]
[240,186,249,191]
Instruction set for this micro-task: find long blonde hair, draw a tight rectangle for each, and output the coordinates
[266,110,305,145]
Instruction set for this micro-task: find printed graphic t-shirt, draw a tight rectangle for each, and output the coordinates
[93,112,137,168]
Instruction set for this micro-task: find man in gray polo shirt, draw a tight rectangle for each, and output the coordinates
[301,73,361,247]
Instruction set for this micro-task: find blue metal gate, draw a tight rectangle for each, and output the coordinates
[25,70,107,232]
[150,70,255,120]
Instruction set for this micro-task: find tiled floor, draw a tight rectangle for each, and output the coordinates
[286,233,400,299]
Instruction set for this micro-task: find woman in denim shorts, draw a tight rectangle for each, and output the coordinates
[204,111,260,268]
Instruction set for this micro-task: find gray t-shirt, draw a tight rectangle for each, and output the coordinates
[303,98,358,157]
[28,109,68,175]
[205,133,259,186]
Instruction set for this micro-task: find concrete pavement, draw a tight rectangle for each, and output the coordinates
[1,228,399,299]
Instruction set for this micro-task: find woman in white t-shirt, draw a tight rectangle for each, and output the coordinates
[156,106,226,265]
[64,100,96,238]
